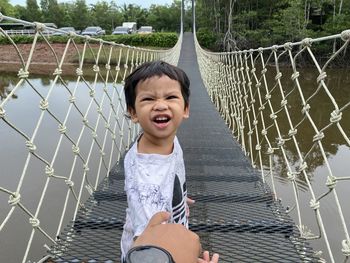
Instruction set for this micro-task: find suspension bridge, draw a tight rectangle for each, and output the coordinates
[1,5,350,263]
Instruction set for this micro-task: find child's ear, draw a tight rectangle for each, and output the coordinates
[183,105,190,119]
[128,108,138,123]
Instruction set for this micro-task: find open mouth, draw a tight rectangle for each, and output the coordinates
[153,116,170,124]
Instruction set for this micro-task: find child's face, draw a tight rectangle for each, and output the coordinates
[129,75,189,141]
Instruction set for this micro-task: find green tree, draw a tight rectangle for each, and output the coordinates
[40,0,64,26]
[70,0,89,30]
[0,0,16,16]
[23,0,41,22]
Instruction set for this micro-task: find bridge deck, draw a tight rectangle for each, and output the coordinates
[50,33,319,262]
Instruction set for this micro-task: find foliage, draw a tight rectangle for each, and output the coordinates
[102,33,178,48]
[0,33,177,48]
[196,28,221,51]
[194,0,350,53]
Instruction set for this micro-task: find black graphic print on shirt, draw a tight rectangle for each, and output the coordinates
[172,174,186,224]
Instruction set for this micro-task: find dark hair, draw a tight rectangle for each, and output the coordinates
[124,61,190,112]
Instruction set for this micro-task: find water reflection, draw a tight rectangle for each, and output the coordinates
[244,66,350,188]
[0,73,18,100]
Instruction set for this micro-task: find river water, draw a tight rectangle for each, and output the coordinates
[0,67,349,262]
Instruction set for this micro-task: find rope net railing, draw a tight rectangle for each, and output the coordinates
[194,27,350,262]
[0,14,182,263]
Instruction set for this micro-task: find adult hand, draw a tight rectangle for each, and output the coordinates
[198,251,220,263]
[134,211,201,263]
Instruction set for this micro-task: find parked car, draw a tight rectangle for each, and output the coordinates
[112,26,131,35]
[52,27,76,36]
[137,26,153,34]
[81,26,105,36]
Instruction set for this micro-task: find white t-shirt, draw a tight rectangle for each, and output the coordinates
[120,136,188,258]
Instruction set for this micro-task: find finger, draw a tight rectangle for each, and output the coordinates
[211,253,219,263]
[147,211,170,227]
[202,251,210,261]
[187,197,195,205]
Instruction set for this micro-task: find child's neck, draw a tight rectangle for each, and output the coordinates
[137,134,175,155]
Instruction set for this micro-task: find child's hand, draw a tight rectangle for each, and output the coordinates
[198,251,219,263]
[186,197,195,217]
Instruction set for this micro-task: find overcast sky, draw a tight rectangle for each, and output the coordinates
[9,0,174,8]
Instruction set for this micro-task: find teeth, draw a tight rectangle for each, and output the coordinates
[156,117,168,121]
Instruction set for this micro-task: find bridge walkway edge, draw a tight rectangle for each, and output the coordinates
[49,32,319,263]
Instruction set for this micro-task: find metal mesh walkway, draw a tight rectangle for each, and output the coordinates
[49,33,320,262]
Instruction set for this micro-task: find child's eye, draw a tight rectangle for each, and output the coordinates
[167,95,179,100]
[141,97,153,102]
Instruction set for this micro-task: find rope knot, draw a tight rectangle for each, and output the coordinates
[0,106,5,118]
[265,93,271,100]
[326,175,337,189]
[18,68,29,79]
[277,137,285,146]
[255,144,261,151]
[266,147,274,155]
[89,90,95,97]
[250,99,256,104]
[269,113,277,120]
[65,179,74,187]
[250,68,256,73]
[34,22,45,32]
[330,110,342,123]
[58,124,67,134]
[69,96,76,103]
[287,171,296,181]
[261,68,267,74]
[261,129,267,136]
[298,162,308,172]
[8,192,21,206]
[259,105,265,111]
[83,164,89,172]
[115,66,120,71]
[82,118,88,125]
[39,99,49,110]
[53,68,62,76]
[272,45,278,52]
[312,132,324,142]
[76,68,83,76]
[100,150,105,156]
[309,199,320,210]
[342,239,350,256]
[301,104,311,114]
[45,166,54,177]
[29,217,40,228]
[317,71,327,83]
[280,99,288,107]
[105,64,111,70]
[258,47,263,54]
[93,65,100,72]
[291,71,300,81]
[26,141,37,153]
[92,131,97,138]
[288,128,297,137]
[302,38,313,47]
[124,64,128,69]
[72,145,80,154]
[284,42,292,50]
[253,120,258,126]
[341,30,350,42]
[275,72,282,80]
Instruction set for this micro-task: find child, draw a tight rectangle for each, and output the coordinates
[121,60,191,259]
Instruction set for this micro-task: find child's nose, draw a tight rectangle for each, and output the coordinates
[153,100,168,110]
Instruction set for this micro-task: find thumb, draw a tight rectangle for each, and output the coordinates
[147,211,170,227]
